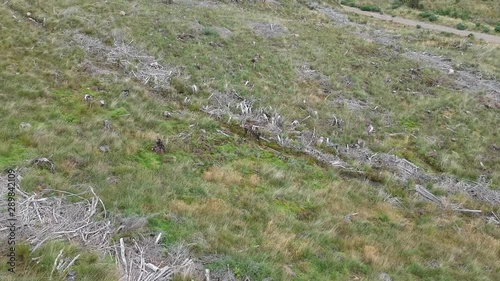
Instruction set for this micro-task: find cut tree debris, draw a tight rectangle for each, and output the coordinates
[0,174,200,281]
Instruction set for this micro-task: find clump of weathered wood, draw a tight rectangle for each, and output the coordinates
[30,157,55,172]
[0,176,199,281]
[152,138,166,154]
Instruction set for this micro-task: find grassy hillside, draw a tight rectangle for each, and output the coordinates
[0,0,499,280]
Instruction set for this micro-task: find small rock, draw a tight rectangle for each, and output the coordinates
[26,12,31,17]
[448,69,455,75]
[84,94,93,102]
[451,138,456,142]
[315,136,324,146]
[99,100,106,107]
[119,11,126,16]
[31,157,55,172]
[294,33,300,37]
[429,259,440,268]
[379,273,391,281]
[107,176,119,184]
[19,122,31,130]
[491,144,499,151]
[366,124,374,135]
[121,89,130,97]
[357,138,365,147]
[118,215,148,233]
[426,150,437,158]
[162,111,172,118]
[283,265,296,277]
[103,119,112,130]
[66,270,76,281]
[99,145,110,153]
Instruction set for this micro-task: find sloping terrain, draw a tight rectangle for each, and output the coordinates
[1,0,499,280]
[340,5,500,44]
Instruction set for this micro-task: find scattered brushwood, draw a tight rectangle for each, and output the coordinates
[29,157,55,172]
[243,119,262,140]
[202,91,350,169]
[49,250,80,280]
[103,119,112,131]
[202,88,500,206]
[163,111,172,118]
[0,182,111,254]
[436,175,500,205]
[296,64,333,93]
[336,143,500,205]
[414,185,481,213]
[0,175,204,281]
[72,33,177,90]
[116,239,197,281]
[332,96,369,111]
[177,33,196,41]
[311,2,500,100]
[486,212,500,225]
[99,145,110,153]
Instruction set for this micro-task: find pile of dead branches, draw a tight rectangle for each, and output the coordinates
[116,238,197,281]
[0,174,198,280]
[72,33,177,90]
[0,182,112,254]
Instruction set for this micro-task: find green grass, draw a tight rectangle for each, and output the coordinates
[419,11,439,22]
[341,1,382,13]
[456,22,467,30]
[0,0,499,280]
[359,4,382,13]
[435,7,471,20]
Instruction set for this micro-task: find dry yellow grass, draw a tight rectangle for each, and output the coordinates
[203,166,243,185]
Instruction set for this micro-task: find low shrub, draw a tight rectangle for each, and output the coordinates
[359,4,382,12]
[340,0,357,7]
[403,0,424,9]
[419,11,438,22]
[391,0,404,9]
[456,23,467,30]
[435,8,470,20]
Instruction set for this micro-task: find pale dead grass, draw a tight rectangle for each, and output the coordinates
[249,174,260,186]
[261,219,296,257]
[170,198,234,219]
[203,166,243,185]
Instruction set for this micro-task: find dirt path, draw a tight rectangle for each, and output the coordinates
[342,5,500,44]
